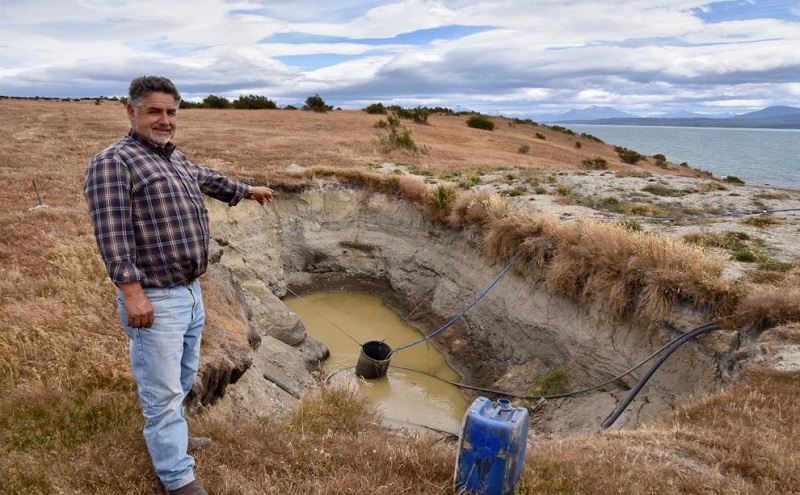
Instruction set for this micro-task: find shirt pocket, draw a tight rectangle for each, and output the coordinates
[130,166,169,195]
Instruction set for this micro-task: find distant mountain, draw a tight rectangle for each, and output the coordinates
[736,106,800,120]
[653,110,734,119]
[553,106,800,129]
[539,105,635,122]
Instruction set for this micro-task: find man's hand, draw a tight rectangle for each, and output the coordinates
[118,282,154,328]
[248,186,274,205]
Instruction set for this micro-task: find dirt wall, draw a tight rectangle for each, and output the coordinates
[205,189,728,435]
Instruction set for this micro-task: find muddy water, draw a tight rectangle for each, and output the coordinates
[285,292,468,435]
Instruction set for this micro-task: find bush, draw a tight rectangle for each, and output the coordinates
[581,157,608,170]
[376,116,425,154]
[232,94,277,110]
[653,153,667,167]
[411,107,430,125]
[642,184,685,197]
[466,115,494,131]
[430,185,457,211]
[615,146,644,164]
[535,133,546,140]
[518,144,530,154]
[303,94,332,113]
[556,184,573,196]
[458,174,481,189]
[202,94,231,109]
[734,249,756,262]
[758,259,795,272]
[364,102,387,114]
[501,185,528,197]
[549,125,575,135]
[742,215,784,228]
[723,175,746,185]
[599,196,621,210]
[581,133,604,143]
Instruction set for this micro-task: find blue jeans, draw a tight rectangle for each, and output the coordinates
[118,280,205,491]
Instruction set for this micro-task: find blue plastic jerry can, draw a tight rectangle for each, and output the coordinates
[454,396,530,495]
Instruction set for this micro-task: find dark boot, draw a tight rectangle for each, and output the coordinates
[169,479,208,495]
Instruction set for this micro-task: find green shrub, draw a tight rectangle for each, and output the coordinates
[458,174,482,189]
[411,106,430,125]
[723,175,745,185]
[653,154,667,167]
[754,192,790,200]
[556,184,573,196]
[758,259,795,272]
[303,93,332,112]
[466,114,495,131]
[430,185,457,211]
[642,184,685,197]
[581,133,604,143]
[377,116,424,153]
[684,231,750,251]
[581,157,608,170]
[615,146,645,164]
[202,94,231,109]
[392,130,419,152]
[599,196,621,210]
[628,204,651,216]
[535,133,546,140]
[364,102,387,114]
[734,249,756,262]
[232,94,277,109]
[549,125,575,135]
[618,219,642,232]
[502,185,528,197]
[574,141,582,149]
[742,215,784,227]
[518,144,531,154]
[389,105,413,119]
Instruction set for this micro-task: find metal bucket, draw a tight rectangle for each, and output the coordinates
[355,340,392,379]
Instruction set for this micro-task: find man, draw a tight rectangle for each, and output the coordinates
[85,76,273,494]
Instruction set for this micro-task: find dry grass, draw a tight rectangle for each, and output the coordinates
[1,99,798,494]
[521,367,800,495]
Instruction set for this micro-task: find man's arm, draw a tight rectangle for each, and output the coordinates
[85,154,152,328]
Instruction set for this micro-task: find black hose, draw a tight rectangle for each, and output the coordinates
[601,321,721,429]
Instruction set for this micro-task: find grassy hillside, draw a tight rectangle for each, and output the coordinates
[1,99,799,494]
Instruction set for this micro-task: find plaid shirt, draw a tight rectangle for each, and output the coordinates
[85,131,250,288]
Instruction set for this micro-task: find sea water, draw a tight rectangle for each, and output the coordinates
[561,124,800,188]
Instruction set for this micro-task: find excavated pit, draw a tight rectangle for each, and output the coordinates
[207,189,727,436]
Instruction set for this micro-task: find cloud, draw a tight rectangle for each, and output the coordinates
[0,0,798,115]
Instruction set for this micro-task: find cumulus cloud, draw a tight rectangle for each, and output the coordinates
[0,0,798,115]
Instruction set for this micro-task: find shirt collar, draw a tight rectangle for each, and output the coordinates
[128,130,176,158]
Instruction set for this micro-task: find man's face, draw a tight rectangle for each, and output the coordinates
[128,92,178,145]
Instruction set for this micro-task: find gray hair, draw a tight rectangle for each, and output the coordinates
[128,76,181,110]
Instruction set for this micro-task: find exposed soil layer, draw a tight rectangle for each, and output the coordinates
[207,187,732,437]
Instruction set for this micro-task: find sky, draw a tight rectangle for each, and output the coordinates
[1,0,799,118]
